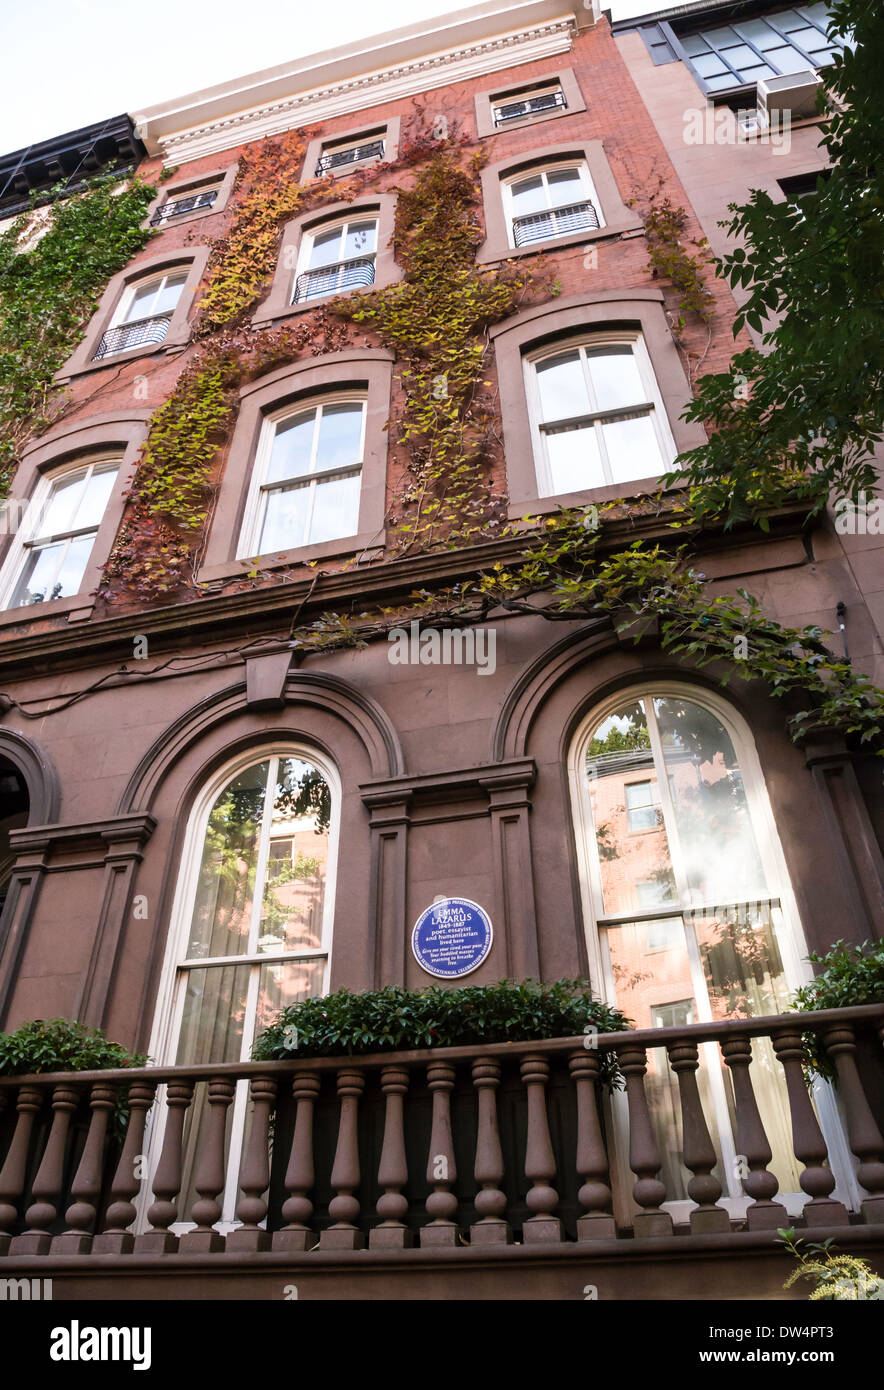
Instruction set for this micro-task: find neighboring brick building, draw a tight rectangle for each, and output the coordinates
[0,0,881,1299]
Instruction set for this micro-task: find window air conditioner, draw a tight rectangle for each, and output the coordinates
[756,70,822,122]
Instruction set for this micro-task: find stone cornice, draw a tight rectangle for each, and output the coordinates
[135,10,579,166]
[0,502,814,682]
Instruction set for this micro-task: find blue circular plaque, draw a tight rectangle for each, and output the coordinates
[411,897,493,979]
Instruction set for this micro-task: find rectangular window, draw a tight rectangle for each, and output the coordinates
[1,458,119,608]
[293,218,377,303]
[626,780,660,832]
[150,183,220,225]
[315,130,386,177]
[677,4,845,91]
[491,83,567,127]
[504,163,603,249]
[239,397,365,558]
[527,334,676,494]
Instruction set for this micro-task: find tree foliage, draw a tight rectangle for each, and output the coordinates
[670,0,884,525]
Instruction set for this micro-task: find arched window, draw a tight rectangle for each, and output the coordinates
[502,160,603,248]
[93,266,188,359]
[148,747,338,1228]
[0,454,120,609]
[570,683,852,1220]
[237,392,366,558]
[292,214,378,303]
[525,332,676,493]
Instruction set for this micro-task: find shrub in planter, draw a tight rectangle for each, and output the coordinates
[0,1018,148,1136]
[254,978,631,1088]
[790,939,884,1081]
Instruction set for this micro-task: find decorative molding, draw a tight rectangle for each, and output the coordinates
[140,19,577,166]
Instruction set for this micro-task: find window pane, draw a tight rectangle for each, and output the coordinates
[652,697,768,904]
[693,52,730,77]
[260,483,310,552]
[308,226,345,268]
[535,350,589,421]
[315,402,364,472]
[256,957,326,1037]
[801,3,832,26]
[681,34,712,56]
[308,473,360,543]
[52,533,94,597]
[187,761,270,958]
[39,471,88,537]
[126,279,162,318]
[769,9,809,32]
[510,174,547,215]
[10,541,65,606]
[343,220,377,259]
[586,346,646,410]
[546,167,583,207]
[601,412,664,482]
[705,25,738,44]
[73,465,118,529]
[789,24,829,50]
[724,43,765,69]
[705,73,740,91]
[176,964,251,1064]
[765,44,816,72]
[152,273,186,315]
[544,424,605,493]
[267,411,315,484]
[735,18,787,47]
[258,758,330,953]
[586,700,677,914]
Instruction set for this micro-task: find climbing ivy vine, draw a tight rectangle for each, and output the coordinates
[0,175,155,491]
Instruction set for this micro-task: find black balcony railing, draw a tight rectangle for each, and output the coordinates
[512,199,601,248]
[315,140,385,176]
[91,311,174,360]
[494,90,567,126]
[150,190,218,225]
[292,255,376,304]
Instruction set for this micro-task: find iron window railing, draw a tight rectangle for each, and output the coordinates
[292,256,376,304]
[314,140,385,176]
[150,190,218,225]
[92,311,174,360]
[493,90,567,126]
[512,199,600,247]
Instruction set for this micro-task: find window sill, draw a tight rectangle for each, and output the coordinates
[0,593,95,629]
[198,529,386,585]
[477,215,644,267]
[144,205,225,231]
[54,334,189,383]
[308,155,385,183]
[252,280,380,326]
[506,474,674,521]
[488,108,575,137]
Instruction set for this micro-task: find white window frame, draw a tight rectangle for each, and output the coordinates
[109,268,187,330]
[142,743,341,1235]
[502,160,605,249]
[292,215,379,304]
[153,183,221,223]
[524,331,677,496]
[567,679,861,1224]
[0,454,119,610]
[236,392,367,560]
[491,82,567,127]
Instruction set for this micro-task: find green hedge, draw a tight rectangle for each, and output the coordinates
[791,939,884,1080]
[254,979,631,1087]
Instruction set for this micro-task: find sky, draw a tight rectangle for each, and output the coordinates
[0,0,660,153]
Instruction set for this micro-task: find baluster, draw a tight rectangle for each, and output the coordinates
[520,1055,562,1242]
[772,1030,849,1226]
[228,1076,276,1252]
[320,1068,365,1250]
[721,1036,786,1229]
[52,1081,117,1254]
[133,1080,193,1253]
[370,1065,411,1248]
[273,1071,320,1252]
[0,1084,44,1255]
[93,1080,156,1254]
[823,1023,884,1223]
[617,1043,673,1237]
[569,1050,615,1240]
[179,1077,236,1253]
[420,1061,458,1246]
[667,1040,730,1234]
[470,1057,510,1244]
[9,1083,80,1255]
